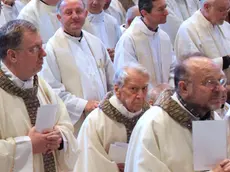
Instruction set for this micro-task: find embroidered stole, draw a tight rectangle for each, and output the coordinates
[99,92,150,142]
[0,70,56,172]
[155,89,213,131]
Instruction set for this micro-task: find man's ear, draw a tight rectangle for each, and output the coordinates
[178,81,189,98]
[7,49,17,63]
[57,13,62,22]
[140,9,148,17]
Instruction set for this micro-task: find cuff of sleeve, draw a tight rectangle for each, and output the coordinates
[14,136,33,171]
[58,130,68,152]
[222,55,230,70]
[70,99,88,125]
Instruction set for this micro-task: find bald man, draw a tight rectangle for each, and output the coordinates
[120,5,140,34]
[175,0,230,91]
[125,56,229,172]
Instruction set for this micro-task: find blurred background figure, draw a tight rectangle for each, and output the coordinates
[148,83,171,105]
[120,5,140,34]
[104,0,126,25]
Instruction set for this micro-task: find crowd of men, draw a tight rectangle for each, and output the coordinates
[0,0,230,171]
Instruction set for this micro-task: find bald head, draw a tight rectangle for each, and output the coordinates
[174,56,224,91]
[57,0,85,14]
[126,5,140,28]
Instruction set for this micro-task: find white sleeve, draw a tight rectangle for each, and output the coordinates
[14,136,33,172]
[39,45,88,125]
[114,35,139,71]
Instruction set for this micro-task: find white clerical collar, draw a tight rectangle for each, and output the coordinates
[63,29,84,43]
[109,95,142,118]
[131,16,158,36]
[87,11,105,23]
[0,61,34,89]
[39,0,56,13]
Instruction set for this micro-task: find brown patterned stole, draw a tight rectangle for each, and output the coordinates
[99,92,150,142]
[117,0,135,11]
[154,89,214,131]
[0,70,56,172]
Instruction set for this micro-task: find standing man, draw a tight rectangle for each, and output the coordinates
[125,57,229,172]
[17,0,60,43]
[160,0,200,44]
[175,0,230,88]
[0,19,77,172]
[74,63,150,172]
[83,0,121,61]
[104,0,126,25]
[114,0,176,87]
[40,0,114,136]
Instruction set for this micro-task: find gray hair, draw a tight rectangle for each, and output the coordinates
[57,0,86,14]
[113,63,150,87]
[0,19,37,60]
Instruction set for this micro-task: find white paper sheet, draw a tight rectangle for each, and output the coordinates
[35,104,58,133]
[193,120,228,171]
[108,142,128,163]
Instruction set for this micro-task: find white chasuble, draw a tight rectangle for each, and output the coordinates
[83,11,121,49]
[0,76,77,172]
[175,10,230,83]
[40,28,114,135]
[114,16,176,87]
[17,0,61,43]
[160,0,200,44]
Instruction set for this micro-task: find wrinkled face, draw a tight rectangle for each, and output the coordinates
[115,70,149,113]
[13,31,46,80]
[144,0,168,25]
[57,0,87,33]
[184,67,227,111]
[87,0,106,14]
[206,0,230,25]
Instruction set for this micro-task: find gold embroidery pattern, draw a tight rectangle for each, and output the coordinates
[0,70,56,172]
[99,91,150,142]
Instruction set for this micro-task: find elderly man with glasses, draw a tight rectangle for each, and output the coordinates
[0,19,77,172]
[175,0,230,101]
[125,56,230,172]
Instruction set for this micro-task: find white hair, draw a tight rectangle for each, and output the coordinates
[113,63,150,87]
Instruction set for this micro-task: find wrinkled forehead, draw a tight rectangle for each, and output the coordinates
[213,0,230,8]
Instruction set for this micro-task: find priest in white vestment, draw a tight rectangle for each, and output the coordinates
[74,63,151,172]
[114,0,176,88]
[83,0,121,61]
[0,0,24,26]
[175,0,230,88]
[160,0,200,44]
[125,57,230,172]
[17,0,60,43]
[104,0,126,25]
[0,19,77,172]
[40,0,114,136]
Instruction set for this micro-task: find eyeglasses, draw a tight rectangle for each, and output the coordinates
[14,45,43,54]
[201,78,227,90]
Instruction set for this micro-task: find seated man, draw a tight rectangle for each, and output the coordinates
[125,56,229,172]
[0,19,77,171]
[40,0,114,136]
[74,63,151,172]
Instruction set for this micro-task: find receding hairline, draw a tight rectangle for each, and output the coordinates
[57,0,85,13]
